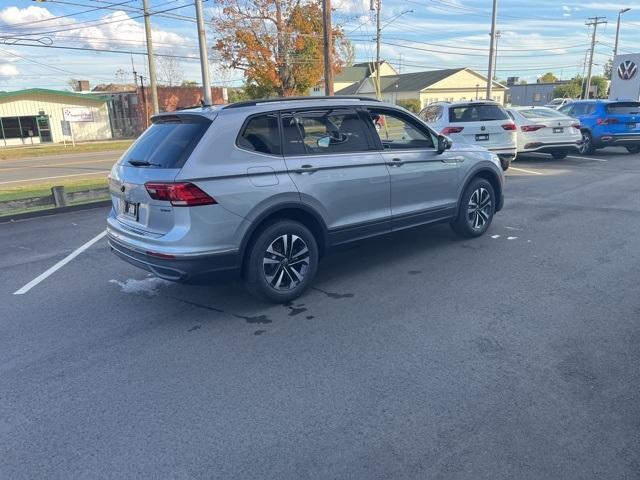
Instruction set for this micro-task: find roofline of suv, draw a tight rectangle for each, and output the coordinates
[222,95,380,109]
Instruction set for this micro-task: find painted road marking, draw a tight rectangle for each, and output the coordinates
[491,235,501,239]
[507,236,518,240]
[0,171,110,185]
[566,155,607,162]
[510,167,544,175]
[13,230,107,295]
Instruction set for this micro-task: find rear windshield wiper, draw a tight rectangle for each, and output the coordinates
[128,159,161,167]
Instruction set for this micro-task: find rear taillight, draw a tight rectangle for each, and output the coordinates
[144,182,216,207]
[441,126,464,135]
[572,123,581,130]
[521,125,545,132]
[501,123,517,131]
[597,118,619,125]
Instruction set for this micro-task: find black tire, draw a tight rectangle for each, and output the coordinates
[578,130,595,155]
[450,178,496,238]
[626,145,640,154]
[551,150,568,160]
[243,220,319,303]
[499,157,510,171]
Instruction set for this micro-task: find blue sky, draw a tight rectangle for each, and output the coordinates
[0,0,638,91]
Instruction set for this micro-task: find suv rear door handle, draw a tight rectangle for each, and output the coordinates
[296,164,317,174]
[387,157,404,167]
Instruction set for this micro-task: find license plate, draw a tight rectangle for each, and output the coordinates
[475,134,489,141]
[553,127,563,133]
[124,201,139,220]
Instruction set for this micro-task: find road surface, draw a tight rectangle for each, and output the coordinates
[1,148,639,479]
[0,150,122,186]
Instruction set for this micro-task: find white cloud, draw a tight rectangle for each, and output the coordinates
[562,5,571,11]
[0,64,19,77]
[0,6,192,53]
[0,6,53,25]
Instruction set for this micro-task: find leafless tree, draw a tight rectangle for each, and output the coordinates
[156,57,184,87]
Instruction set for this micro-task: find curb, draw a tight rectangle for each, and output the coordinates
[0,200,112,224]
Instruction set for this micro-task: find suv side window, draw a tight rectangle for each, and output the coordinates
[368,108,435,150]
[281,109,371,155]
[571,103,594,116]
[237,113,281,155]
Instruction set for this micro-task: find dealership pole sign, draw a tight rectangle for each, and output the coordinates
[609,54,640,101]
[63,107,94,122]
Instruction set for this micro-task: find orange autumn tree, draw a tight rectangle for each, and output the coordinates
[212,0,346,97]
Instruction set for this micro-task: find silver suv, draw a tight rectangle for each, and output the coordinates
[107,97,505,302]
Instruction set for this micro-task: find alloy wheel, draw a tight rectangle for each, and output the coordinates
[467,187,492,230]
[262,234,310,291]
[579,132,590,154]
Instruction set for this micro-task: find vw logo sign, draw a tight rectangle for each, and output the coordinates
[617,60,637,80]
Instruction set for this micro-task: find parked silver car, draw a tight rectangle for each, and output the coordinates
[107,97,505,302]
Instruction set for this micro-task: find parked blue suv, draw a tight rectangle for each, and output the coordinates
[559,100,640,155]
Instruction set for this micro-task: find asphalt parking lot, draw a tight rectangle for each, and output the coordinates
[1,148,639,479]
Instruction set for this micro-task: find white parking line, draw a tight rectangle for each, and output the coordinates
[510,167,544,175]
[566,155,607,162]
[0,171,110,185]
[13,230,107,295]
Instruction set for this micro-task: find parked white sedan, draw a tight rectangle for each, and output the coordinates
[507,106,581,159]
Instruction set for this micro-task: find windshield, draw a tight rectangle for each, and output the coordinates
[449,104,509,122]
[120,115,212,168]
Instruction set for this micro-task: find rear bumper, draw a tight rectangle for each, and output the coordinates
[488,147,517,160]
[521,141,580,153]
[108,233,240,283]
[594,133,640,147]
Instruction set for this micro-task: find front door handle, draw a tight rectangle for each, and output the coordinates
[387,158,404,167]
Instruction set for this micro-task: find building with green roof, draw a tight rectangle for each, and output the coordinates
[0,88,112,147]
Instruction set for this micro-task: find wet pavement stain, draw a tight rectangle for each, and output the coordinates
[287,306,307,316]
[187,325,201,332]
[306,315,315,320]
[170,297,272,325]
[408,270,422,275]
[312,287,354,299]
[234,314,273,324]
[254,330,266,335]
[171,297,224,313]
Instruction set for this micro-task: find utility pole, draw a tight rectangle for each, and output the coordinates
[614,8,631,59]
[142,0,159,114]
[584,16,607,99]
[322,0,334,95]
[373,0,382,100]
[194,0,213,105]
[486,0,498,100]
[493,30,501,81]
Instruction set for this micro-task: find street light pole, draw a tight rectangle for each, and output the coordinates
[486,0,498,100]
[194,0,213,106]
[614,8,631,59]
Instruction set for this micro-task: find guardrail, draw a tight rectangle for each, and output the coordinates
[0,186,110,215]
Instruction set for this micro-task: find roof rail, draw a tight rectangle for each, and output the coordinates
[222,95,380,109]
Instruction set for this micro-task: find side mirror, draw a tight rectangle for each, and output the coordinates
[317,136,331,149]
[437,134,452,154]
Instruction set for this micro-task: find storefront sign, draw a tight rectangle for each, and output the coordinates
[63,107,94,122]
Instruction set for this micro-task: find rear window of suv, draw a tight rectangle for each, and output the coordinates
[120,115,211,168]
[449,104,509,122]
[606,102,640,115]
